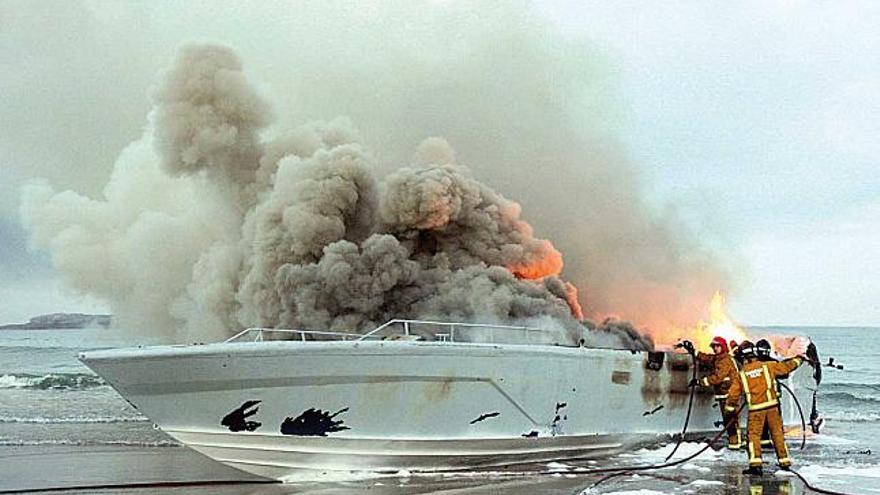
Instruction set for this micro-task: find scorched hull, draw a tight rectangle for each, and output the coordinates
[79,340,818,479]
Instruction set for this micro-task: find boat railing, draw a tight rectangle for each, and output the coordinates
[224,328,374,343]
[224,319,564,345]
[355,319,551,343]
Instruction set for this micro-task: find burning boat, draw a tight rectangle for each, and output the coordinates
[34,43,816,479]
[79,317,822,480]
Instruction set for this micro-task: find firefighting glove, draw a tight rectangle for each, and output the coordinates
[675,340,696,355]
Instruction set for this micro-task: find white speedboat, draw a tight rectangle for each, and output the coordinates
[79,320,822,479]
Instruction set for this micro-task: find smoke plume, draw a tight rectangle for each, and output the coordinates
[20,3,726,348]
[22,42,645,348]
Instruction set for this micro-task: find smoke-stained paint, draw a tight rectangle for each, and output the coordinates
[612,371,632,385]
[550,401,568,436]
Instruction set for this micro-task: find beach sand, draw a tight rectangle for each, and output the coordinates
[0,445,270,494]
[0,445,813,494]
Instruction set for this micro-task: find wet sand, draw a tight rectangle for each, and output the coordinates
[0,445,814,495]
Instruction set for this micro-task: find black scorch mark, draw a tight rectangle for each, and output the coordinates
[643,404,664,416]
[550,402,568,431]
[469,411,500,424]
[221,400,262,432]
[281,407,350,436]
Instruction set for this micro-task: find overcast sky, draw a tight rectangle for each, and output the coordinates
[541,0,880,325]
[1,0,877,326]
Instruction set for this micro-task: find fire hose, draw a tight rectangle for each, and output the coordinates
[778,380,807,450]
[3,387,856,495]
[584,403,744,489]
[586,382,861,495]
[584,359,861,495]
[664,346,699,461]
[778,380,864,495]
[0,358,858,495]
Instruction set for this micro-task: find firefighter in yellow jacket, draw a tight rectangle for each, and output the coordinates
[725,341,804,475]
[695,336,742,449]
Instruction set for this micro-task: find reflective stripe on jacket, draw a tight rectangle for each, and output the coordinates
[697,352,739,399]
[725,357,803,412]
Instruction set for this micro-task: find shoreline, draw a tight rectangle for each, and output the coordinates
[0,444,824,495]
[0,445,271,494]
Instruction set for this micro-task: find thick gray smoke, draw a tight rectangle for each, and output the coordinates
[151,44,271,205]
[22,43,650,350]
[18,2,733,350]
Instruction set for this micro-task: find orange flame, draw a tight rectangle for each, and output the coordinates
[653,291,750,351]
[504,236,582,318]
[698,291,750,351]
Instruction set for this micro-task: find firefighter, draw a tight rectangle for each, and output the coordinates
[725,341,805,475]
[731,340,745,365]
[755,339,777,448]
[694,336,742,449]
[756,339,775,362]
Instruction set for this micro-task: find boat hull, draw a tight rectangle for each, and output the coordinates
[79,341,819,479]
[166,430,654,479]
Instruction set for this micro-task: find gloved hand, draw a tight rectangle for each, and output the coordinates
[687,377,699,388]
[675,340,695,355]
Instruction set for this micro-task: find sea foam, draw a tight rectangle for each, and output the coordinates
[0,373,106,390]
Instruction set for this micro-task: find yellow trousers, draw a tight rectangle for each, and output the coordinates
[717,399,742,448]
[746,406,790,467]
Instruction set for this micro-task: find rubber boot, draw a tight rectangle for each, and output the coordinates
[742,465,763,476]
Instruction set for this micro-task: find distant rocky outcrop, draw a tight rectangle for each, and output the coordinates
[0,313,112,330]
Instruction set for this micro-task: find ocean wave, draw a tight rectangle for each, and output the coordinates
[0,345,87,353]
[0,415,147,424]
[0,438,180,447]
[822,382,880,393]
[0,372,106,390]
[823,411,880,423]
[821,391,880,405]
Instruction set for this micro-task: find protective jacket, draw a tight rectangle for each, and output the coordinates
[725,356,804,468]
[725,357,803,412]
[697,352,738,400]
[696,351,742,449]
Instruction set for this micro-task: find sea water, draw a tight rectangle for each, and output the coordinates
[1,326,878,494]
